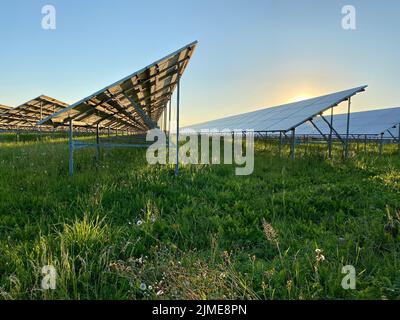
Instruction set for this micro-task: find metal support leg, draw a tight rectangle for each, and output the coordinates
[305,135,309,155]
[398,124,400,154]
[167,98,172,162]
[96,124,100,160]
[344,98,351,159]
[175,74,180,176]
[69,120,74,176]
[264,132,268,150]
[279,132,283,157]
[364,134,367,153]
[379,132,384,156]
[290,128,296,160]
[163,106,167,134]
[328,107,333,158]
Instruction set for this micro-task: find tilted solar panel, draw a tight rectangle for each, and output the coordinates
[0,104,11,113]
[296,107,400,136]
[39,41,198,131]
[185,86,367,132]
[0,96,68,128]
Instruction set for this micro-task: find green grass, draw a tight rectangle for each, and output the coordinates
[0,134,399,300]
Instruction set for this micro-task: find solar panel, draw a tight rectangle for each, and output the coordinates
[0,95,68,129]
[185,86,367,132]
[0,104,11,113]
[296,107,400,136]
[39,41,198,131]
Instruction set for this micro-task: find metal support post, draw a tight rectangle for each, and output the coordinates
[328,107,333,158]
[175,70,181,176]
[398,124,400,153]
[96,124,100,160]
[167,98,172,161]
[69,120,74,176]
[379,132,384,156]
[364,134,367,153]
[290,128,296,160]
[344,98,351,159]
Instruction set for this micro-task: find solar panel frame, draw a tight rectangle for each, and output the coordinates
[38,41,198,131]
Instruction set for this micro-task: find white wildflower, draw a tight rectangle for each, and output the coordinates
[315,248,325,263]
[156,290,164,296]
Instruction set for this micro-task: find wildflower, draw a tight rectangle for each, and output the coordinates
[315,248,325,263]
[109,262,117,270]
[156,290,164,296]
[287,279,293,293]
[139,283,147,291]
[150,215,157,223]
[265,268,275,278]
[136,220,143,226]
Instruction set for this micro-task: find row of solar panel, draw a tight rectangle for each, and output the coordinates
[0,41,198,132]
[185,86,368,133]
[184,85,400,137]
[295,107,400,137]
[0,96,68,130]
[1,40,399,138]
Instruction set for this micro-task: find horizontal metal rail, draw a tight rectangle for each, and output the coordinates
[73,140,152,150]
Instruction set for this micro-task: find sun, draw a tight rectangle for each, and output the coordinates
[287,94,312,103]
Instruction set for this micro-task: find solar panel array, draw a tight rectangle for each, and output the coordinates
[39,41,198,131]
[0,96,68,129]
[0,104,11,113]
[185,86,367,132]
[296,107,400,136]
[1,41,397,143]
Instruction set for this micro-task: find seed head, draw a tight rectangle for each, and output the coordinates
[262,218,279,244]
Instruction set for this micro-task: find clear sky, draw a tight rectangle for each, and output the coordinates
[0,0,399,126]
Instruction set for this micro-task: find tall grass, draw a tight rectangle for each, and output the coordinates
[0,134,399,299]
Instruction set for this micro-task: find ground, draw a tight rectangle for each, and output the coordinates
[0,133,399,299]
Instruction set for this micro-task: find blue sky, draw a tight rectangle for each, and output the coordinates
[0,0,399,125]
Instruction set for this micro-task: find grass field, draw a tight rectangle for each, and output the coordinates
[0,134,399,300]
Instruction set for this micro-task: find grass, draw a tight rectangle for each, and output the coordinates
[0,133,399,300]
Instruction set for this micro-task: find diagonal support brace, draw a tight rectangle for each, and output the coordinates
[122,93,158,129]
[320,114,345,145]
[309,119,329,142]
